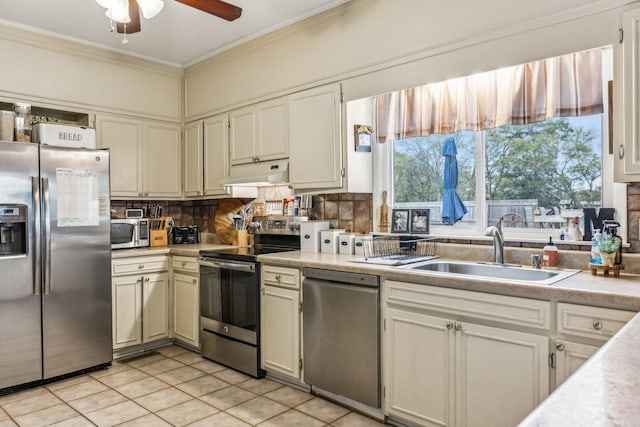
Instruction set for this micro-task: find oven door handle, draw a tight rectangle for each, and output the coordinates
[198,258,256,273]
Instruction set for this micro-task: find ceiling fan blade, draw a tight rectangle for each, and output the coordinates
[117,0,142,34]
[176,0,242,21]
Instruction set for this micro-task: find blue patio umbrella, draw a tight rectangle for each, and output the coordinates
[441,136,468,225]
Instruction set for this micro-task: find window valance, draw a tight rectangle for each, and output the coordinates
[375,48,604,143]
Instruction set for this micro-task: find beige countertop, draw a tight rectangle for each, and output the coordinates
[111,243,232,259]
[257,251,640,309]
[257,250,640,426]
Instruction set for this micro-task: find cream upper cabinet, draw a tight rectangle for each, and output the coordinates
[142,121,182,198]
[96,114,181,199]
[96,115,143,197]
[620,8,640,180]
[183,114,230,198]
[183,121,203,197]
[229,97,288,165]
[204,113,231,197]
[289,83,343,190]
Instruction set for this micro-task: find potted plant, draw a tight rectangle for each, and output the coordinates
[599,234,621,267]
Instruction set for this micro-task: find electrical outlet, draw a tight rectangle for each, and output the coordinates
[166,217,174,228]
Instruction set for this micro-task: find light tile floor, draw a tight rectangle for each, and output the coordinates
[0,345,387,426]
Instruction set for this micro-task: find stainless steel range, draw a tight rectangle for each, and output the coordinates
[198,216,306,377]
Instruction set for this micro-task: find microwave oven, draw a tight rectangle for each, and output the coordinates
[111,218,150,249]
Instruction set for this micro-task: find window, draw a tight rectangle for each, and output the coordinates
[373,47,618,239]
[393,116,602,231]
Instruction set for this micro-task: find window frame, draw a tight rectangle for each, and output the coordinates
[371,47,626,243]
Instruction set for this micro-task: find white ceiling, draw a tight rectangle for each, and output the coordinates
[0,0,351,68]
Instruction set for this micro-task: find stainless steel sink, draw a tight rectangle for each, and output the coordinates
[399,260,580,285]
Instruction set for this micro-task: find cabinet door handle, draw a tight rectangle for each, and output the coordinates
[593,321,603,330]
[446,323,454,330]
[454,324,462,331]
[192,278,197,284]
[619,144,625,160]
[555,343,565,351]
[145,277,150,282]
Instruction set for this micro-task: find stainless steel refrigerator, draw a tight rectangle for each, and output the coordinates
[0,140,112,391]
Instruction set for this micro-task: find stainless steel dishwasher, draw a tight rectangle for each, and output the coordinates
[302,267,380,408]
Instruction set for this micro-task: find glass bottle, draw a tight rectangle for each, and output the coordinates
[14,103,32,142]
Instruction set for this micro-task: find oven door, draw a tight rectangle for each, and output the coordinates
[198,258,259,345]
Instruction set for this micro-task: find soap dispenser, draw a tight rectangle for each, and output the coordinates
[543,236,558,267]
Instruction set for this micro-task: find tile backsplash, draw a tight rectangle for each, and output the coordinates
[311,193,373,234]
[111,192,375,235]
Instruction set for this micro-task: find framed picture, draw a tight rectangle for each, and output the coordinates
[354,124,372,152]
[410,209,430,234]
[391,209,410,233]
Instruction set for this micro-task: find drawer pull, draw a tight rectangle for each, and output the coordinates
[446,323,454,330]
[593,321,603,330]
[555,343,565,351]
[193,278,197,284]
[275,274,281,281]
[455,324,462,331]
[138,264,145,269]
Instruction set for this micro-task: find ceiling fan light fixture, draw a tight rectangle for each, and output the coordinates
[96,0,114,9]
[137,0,164,19]
[105,0,131,23]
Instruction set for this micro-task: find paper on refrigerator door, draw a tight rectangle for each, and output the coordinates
[56,168,100,227]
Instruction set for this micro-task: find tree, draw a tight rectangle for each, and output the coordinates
[485,118,601,209]
[392,116,601,214]
[394,132,476,203]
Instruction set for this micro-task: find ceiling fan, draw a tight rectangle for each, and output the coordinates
[97,0,242,36]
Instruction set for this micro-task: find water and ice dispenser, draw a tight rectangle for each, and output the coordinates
[0,205,27,256]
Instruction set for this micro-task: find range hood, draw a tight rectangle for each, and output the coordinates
[220,160,289,187]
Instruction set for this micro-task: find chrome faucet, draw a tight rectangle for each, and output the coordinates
[485,217,505,264]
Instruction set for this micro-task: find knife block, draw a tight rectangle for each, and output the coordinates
[150,229,168,247]
[149,216,168,247]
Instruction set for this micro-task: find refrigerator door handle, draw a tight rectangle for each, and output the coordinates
[43,177,51,295]
[32,176,41,296]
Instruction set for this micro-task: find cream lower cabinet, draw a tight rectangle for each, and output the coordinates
[553,340,599,387]
[260,265,301,380]
[172,255,200,348]
[553,302,636,387]
[384,281,550,427]
[112,255,169,350]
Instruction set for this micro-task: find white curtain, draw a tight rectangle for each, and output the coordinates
[375,48,604,143]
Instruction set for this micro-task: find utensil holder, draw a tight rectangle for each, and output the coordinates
[232,230,248,246]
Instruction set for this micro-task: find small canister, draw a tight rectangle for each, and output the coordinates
[0,111,15,141]
[338,233,355,255]
[354,234,368,256]
[14,103,32,142]
[320,229,345,253]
